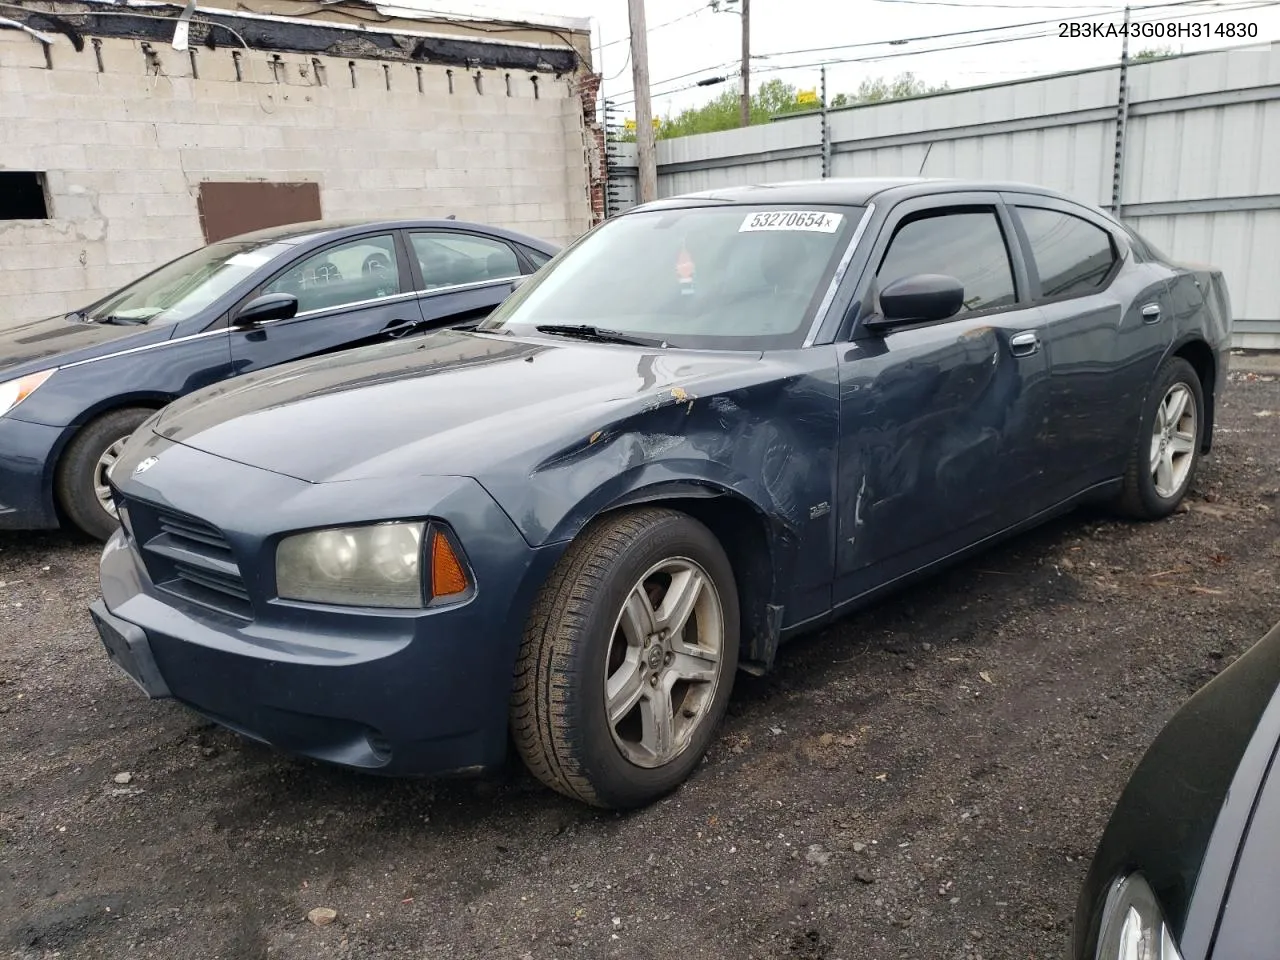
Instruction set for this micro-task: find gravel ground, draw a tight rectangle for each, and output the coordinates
[2,370,1278,960]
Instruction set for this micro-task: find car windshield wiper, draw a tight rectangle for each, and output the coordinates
[92,314,150,326]
[535,324,668,348]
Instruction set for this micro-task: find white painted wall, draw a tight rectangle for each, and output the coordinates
[0,30,593,330]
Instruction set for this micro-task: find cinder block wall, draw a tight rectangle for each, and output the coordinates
[0,30,593,330]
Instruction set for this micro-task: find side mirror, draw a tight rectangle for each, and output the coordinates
[867,274,965,331]
[233,293,298,327]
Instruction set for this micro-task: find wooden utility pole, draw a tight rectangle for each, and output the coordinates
[739,0,751,126]
[628,0,658,203]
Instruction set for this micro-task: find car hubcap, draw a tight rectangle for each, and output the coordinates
[1150,383,1197,499]
[604,558,725,769]
[94,438,128,518]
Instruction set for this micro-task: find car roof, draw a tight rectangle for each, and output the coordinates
[218,218,559,251]
[633,177,1085,211]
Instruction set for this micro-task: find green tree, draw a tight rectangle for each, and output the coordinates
[626,72,947,141]
[850,72,943,103]
[1133,46,1175,61]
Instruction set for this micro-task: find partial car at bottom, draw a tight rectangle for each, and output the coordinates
[1072,619,1280,960]
[0,218,557,541]
[91,177,1233,809]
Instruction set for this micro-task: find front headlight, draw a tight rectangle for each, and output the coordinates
[0,369,55,417]
[1096,873,1183,960]
[275,521,472,609]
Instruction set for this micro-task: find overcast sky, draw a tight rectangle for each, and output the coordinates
[473,0,1280,118]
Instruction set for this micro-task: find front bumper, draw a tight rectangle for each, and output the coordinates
[0,415,65,529]
[94,438,558,777]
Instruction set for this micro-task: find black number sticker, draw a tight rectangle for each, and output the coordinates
[739,210,844,234]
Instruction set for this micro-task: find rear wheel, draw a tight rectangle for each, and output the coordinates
[510,507,739,809]
[1115,357,1204,520]
[55,407,153,541]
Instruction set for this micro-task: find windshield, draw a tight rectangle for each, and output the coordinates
[87,240,293,325]
[479,204,864,350]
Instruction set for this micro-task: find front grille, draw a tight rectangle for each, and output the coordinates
[124,498,252,620]
[171,559,252,604]
[156,509,230,551]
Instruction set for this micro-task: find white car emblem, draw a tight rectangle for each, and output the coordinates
[132,456,159,477]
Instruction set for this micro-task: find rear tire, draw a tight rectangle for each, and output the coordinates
[510,507,739,809]
[1115,356,1204,520]
[55,407,153,541]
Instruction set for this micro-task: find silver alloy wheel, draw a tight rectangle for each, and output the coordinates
[94,437,127,518]
[1150,382,1197,498]
[604,557,725,769]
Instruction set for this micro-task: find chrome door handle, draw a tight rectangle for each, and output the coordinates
[1141,302,1162,323]
[1009,331,1040,357]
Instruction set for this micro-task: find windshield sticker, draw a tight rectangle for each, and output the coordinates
[676,245,696,294]
[226,250,275,268]
[739,211,844,233]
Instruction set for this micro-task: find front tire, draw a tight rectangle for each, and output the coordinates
[1116,356,1204,520]
[510,507,740,809]
[55,407,153,541]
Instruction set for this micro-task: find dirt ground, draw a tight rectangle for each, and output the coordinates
[2,369,1278,960]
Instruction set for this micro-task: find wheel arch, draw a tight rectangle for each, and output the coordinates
[591,481,792,676]
[1167,336,1218,453]
[70,391,175,429]
[49,396,172,523]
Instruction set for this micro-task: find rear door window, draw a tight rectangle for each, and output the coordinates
[410,233,522,289]
[1015,206,1118,299]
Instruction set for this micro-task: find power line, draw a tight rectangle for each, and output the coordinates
[752,0,1279,74]
[611,59,740,101]
[599,3,708,50]
[603,46,632,82]
[869,0,1140,7]
[758,0,1226,60]
[607,0,1269,104]
[871,0,1244,6]
[606,0,1186,101]
[609,0,1279,108]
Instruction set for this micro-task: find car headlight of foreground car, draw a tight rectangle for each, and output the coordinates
[1096,873,1183,960]
[0,370,55,418]
[275,521,471,609]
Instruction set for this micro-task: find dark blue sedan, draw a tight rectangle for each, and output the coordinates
[91,178,1233,809]
[0,218,558,540]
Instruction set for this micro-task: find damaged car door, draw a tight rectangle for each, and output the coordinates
[833,194,1052,606]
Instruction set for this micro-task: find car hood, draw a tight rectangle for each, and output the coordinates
[151,328,768,484]
[0,312,169,377]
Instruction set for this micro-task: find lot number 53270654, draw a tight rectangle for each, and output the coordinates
[739,211,845,233]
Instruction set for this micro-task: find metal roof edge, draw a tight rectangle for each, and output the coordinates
[371,2,591,34]
[105,0,591,47]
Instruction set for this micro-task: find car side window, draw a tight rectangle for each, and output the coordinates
[1016,206,1118,299]
[877,209,1017,315]
[410,233,522,290]
[263,235,401,315]
[522,245,553,269]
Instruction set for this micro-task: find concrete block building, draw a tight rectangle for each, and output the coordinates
[0,0,603,331]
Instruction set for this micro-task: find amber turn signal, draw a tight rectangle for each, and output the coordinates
[429,528,469,599]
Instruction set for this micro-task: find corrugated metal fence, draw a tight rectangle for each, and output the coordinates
[608,43,1280,349]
